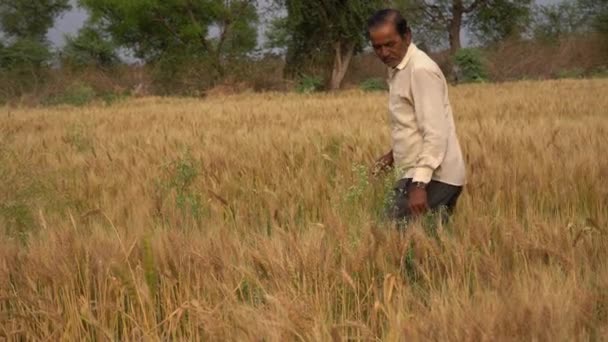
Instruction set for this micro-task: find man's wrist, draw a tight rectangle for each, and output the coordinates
[411,181,427,189]
[412,166,433,184]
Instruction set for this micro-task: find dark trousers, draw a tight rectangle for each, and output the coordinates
[389,178,463,222]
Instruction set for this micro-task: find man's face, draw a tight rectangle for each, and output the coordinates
[369,23,411,68]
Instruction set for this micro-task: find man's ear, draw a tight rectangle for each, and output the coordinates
[403,32,412,45]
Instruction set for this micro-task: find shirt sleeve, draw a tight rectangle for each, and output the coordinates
[410,66,449,184]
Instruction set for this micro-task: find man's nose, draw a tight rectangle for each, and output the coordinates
[380,47,390,58]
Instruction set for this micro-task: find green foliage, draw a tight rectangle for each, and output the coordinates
[579,0,608,34]
[590,66,608,79]
[265,17,290,50]
[151,52,220,95]
[273,0,382,81]
[172,157,202,219]
[295,75,324,94]
[47,83,97,107]
[532,1,590,41]
[63,25,120,68]
[375,171,398,221]
[0,38,52,98]
[453,48,488,83]
[155,152,207,225]
[468,0,533,44]
[393,0,538,52]
[596,12,608,34]
[360,78,388,92]
[79,0,258,85]
[0,0,70,40]
[99,90,130,105]
[555,68,585,79]
[391,0,448,49]
[346,164,370,204]
[340,163,373,225]
[0,202,35,243]
[340,163,397,224]
[43,83,128,108]
[0,0,70,98]
[0,38,52,71]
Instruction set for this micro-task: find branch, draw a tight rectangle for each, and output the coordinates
[185,5,211,53]
[153,15,185,45]
[417,1,448,24]
[216,19,231,57]
[214,1,256,55]
[464,0,489,13]
[334,42,342,70]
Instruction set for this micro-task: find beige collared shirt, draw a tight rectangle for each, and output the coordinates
[387,43,466,186]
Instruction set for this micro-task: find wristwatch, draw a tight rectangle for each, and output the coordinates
[411,181,427,189]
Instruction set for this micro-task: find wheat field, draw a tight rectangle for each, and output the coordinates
[0,79,607,340]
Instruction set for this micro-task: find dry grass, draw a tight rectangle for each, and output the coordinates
[0,79,607,341]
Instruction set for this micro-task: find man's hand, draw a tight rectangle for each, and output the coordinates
[372,150,394,177]
[407,184,429,216]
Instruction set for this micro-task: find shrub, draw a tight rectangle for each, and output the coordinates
[46,83,97,106]
[590,66,608,78]
[0,39,52,100]
[62,26,120,69]
[555,68,585,79]
[295,75,324,93]
[154,152,207,226]
[99,90,130,105]
[453,48,489,83]
[360,78,388,92]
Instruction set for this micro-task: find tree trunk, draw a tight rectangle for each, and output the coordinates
[449,0,464,55]
[329,42,355,91]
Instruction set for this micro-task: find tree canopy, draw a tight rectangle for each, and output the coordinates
[468,0,533,45]
[270,0,383,90]
[0,0,70,73]
[63,23,120,68]
[78,0,259,76]
[0,0,71,41]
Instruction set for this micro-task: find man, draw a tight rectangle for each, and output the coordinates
[368,9,466,222]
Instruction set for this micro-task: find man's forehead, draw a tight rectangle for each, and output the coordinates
[369,23,399,42]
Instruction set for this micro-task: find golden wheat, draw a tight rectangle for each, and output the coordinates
[0,79,607,340]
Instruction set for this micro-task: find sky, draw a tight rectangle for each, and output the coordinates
[47,5,88,47]
[47,0,558,50]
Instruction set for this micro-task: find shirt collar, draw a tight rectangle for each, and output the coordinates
[390,43,417,76]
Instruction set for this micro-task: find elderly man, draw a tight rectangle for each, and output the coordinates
[368,9,466,222]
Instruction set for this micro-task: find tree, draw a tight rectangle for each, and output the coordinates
[532,1,589,41]
[270,0,382,90]
[79,0,258,79]
[0,0,71,41]
[62,24,120,68]
[579,0,608,34]
[393,0,489,54]
[393,0,533,53]
[0,37,52,71]
[265,16,290,52]
[467,0,532,45]
[531,0,608,41]
[0,0,69,96]
[0,37,53,98]
[0,0,71,70]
